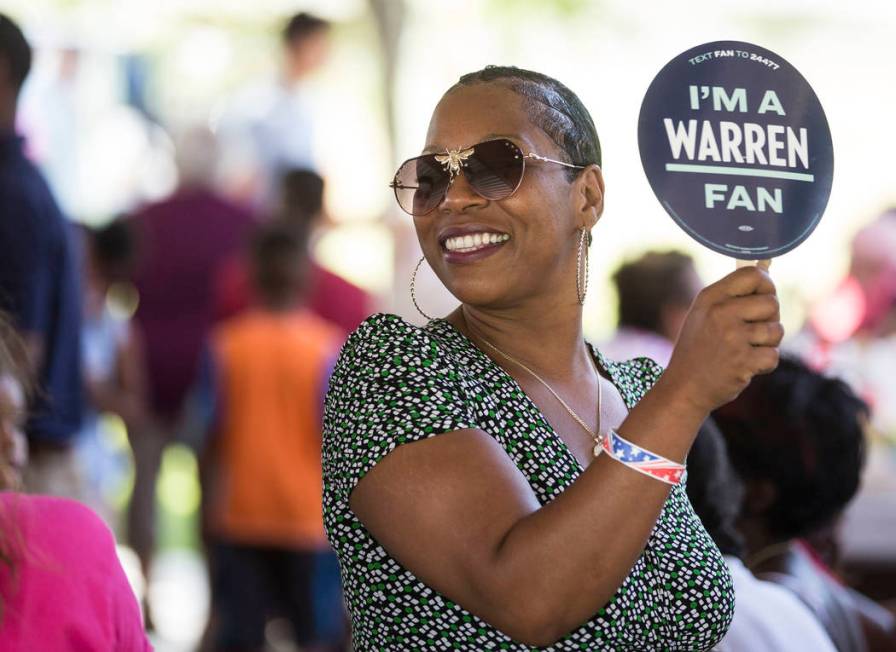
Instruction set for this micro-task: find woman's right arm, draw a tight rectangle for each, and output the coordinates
[350,267,782,646]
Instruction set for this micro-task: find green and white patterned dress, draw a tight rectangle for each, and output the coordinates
[323,314,734,651]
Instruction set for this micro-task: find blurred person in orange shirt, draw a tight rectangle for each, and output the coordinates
[194,220,345,652]
[214,168,372,338]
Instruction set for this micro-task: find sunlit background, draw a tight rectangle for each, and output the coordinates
[2,0,895,649]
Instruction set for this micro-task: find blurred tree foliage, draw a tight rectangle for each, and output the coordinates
[485,0,596,19]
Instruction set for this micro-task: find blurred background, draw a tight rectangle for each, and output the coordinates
[1,0,895,650]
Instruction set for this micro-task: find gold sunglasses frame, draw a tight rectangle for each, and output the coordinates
[389,138,586,216]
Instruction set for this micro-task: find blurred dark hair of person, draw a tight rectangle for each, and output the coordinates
[713,356,896,651]
[686,420,837,651]
[602,250,702,366]
[213,168,373,337]
[0,310,151,648]
[83,218,139,299]
[685,419,745,558]
[0,13,30,112]
[282,12,330,85]
[250,220,311,310]
[278,168,326,232]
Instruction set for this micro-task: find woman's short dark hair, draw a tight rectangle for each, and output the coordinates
[712,357,868,541]
[447,66,601,180]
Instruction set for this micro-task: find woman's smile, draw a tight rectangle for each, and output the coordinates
[438,223,512,264]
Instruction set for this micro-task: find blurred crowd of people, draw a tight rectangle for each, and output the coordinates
[0,11,370,651]
[0,5,894,652]
[604,248,896,650]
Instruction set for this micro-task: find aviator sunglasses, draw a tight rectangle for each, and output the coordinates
[390,138,586,216]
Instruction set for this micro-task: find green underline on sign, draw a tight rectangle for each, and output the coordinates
[664,163,815,182]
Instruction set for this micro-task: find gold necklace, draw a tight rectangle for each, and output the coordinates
[479,337,604,457]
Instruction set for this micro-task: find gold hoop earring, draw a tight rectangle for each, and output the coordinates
[410,256,435,321]
[576,228,591,305]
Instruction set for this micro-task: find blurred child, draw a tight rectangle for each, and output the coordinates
[78,220,147,528]
[196,220,345,651]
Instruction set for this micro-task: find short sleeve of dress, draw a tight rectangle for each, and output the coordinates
[323,314,478,502]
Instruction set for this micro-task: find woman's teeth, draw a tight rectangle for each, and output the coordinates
[444,232,510,252]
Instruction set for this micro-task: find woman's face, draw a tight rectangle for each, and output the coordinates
[0,373,27,490]
[415,83,603,311]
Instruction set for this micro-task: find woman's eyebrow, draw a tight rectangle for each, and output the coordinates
[421,134,521,155]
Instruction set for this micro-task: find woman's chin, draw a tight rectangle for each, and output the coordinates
[442,279,512,311]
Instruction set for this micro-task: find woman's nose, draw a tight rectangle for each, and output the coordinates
[439,171,487,215]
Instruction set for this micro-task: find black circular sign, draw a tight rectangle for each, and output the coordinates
[638,40,833,259]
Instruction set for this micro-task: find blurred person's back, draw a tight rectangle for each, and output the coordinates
[131,126,254,424]
[602,250,701,366]
[127,127,254,616]
[200,220,344,651]
[214,168,372,337]
[0,14,83,496]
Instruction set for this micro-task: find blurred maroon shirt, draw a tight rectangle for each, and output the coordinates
[131,187,255,423]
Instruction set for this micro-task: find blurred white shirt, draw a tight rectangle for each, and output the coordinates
[715,556,836,652]
[216,77,316,206]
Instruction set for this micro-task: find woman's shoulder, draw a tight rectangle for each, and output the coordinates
[346,312,435,344]
[337,313,453,369]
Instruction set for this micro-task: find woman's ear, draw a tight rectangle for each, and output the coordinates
[576,164,604,229]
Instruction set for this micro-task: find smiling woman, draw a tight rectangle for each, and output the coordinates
[322,66,784,651]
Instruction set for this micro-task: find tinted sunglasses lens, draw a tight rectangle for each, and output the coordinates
[465,139,524,200]
[393,155,449,216]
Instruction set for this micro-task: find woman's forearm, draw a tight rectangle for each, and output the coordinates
[487,374,707,644]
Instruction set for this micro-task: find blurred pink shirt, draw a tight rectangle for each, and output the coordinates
[0,493,151,651]
[601,326,674,367]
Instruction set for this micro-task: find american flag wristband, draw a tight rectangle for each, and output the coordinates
[599,429,686,486]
